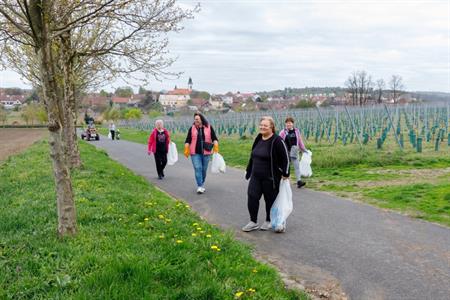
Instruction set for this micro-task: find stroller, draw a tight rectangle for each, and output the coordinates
[115,129,120,140]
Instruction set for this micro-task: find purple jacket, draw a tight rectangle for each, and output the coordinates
[279,128,306,152]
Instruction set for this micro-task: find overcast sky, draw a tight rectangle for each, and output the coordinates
[1,0,449,93]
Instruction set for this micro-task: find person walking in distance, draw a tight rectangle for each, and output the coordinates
[148,119,170,180]
[184,112,219,194]
[279,117,308,188]
[109,121,116,140]
[243,116,290,232]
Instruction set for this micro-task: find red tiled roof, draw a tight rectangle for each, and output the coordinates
[112,97,130,104]
[168,89,191,95]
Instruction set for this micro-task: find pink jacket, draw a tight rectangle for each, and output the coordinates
[148,128,170,154]
[279,128,306,152]
[189,125,212,155]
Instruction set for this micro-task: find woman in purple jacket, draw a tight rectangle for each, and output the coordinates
[279,117,308,188]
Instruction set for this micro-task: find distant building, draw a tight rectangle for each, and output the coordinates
[159,88,191,108]
[0,94,25,109]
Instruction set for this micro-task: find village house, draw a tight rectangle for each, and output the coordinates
[158,88,191,108]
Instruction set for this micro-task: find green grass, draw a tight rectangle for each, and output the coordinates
[106,126,450,227]
[0,141,307,299]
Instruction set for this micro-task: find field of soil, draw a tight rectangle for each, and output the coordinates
[0,128,47,161]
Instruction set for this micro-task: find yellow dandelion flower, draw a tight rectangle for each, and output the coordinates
[144,217,149,221]
[252,269,258,273]
[138,222,143,226]
[185,205,190,208]
[247,288,256,293]
[196,227,202,231]
[159,235,164,239]
[216,248,221,251]
[192,222,199,226]
[158,214,164,219]
[211,245,218,249]
[176,240,183,244]
[191,233,197,237]
[206,234,212,238]
[165,218,171,222]
[235,291,244,298]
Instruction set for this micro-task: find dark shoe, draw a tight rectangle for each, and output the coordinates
[158,175,163,180]
[297,180,306,188]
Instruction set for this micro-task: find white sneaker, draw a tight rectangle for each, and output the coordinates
[242,221,259,232]
[260,221,271,231]
[200,187,206,193]
[196,187,204,194]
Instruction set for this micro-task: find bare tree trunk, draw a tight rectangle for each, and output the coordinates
[61,32,81,169]
[37,8,77,236]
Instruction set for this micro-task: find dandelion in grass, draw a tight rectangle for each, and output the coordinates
[210,245,221,251]
[159,235,165,239]
[138,222,143,226]
[247,288,256,293]
[158,214,164,219]
[206,234,212,238]
[252,268,258,273]
[191,233,197,237]
[144,217,149,221]
[185,205,190,208]
[165,218,171,223]
[235,291,244,298]
[192,222,199,226]
[176,240,183,244]
[196,227,202,231]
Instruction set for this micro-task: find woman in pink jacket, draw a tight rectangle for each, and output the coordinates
[148,119,170,179]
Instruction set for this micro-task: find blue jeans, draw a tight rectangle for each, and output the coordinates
[191,154,210,187]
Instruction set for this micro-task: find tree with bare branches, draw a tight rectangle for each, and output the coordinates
[389,75,404,103]
[376,79,385,104]
[0,0,197,237]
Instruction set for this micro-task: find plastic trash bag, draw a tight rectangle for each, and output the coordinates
[299,150,312,177]
[167,142,178,165]
[211,153,226,173]
[108,132,112,139]
[270,179,293,232]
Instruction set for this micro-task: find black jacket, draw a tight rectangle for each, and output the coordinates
[245,134,290,185]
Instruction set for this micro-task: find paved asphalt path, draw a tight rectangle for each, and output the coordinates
[91,137,450,300]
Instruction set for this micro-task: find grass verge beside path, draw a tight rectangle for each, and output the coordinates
[0,141,307,299]
[102,127,450,227]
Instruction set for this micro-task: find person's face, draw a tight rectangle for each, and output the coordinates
[259,119,272,136]
[285,121,294,130]
[194,115,202,126]
[156,122,163,130]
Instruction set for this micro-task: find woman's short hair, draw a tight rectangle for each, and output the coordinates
[285,117,295,124]
[194,112,209,126]
[155,119,164,127]
[260,116,276,133]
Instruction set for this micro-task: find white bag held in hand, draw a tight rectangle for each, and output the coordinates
[211,153,226,174]
[270,179,293,232]
[108,132,112,139]
[299,150,313,177]
[167,142,178,165]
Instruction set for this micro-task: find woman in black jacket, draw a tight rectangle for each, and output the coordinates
[243,116,290,232]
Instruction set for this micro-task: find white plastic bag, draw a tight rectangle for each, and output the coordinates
[211,153,226,174]
[299,150,313,177]
[167,142,178,165]
[270,179,293,231]
[108,132,112,139]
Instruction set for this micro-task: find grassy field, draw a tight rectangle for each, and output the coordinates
[100,127,450,227]
[0,141,308,299]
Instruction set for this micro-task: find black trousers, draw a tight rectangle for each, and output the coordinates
[247,176,280,223]
[154,151,167,177]
[110,130,115,140]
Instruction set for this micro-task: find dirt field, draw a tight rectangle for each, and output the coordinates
[0,128,48,161]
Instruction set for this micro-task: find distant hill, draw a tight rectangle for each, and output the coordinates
[410,91,450,103]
